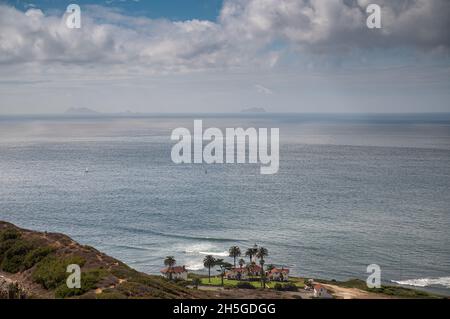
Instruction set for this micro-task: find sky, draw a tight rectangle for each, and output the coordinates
[0,0,449,114]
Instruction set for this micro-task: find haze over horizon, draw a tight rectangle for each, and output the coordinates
[3,108,450,116]
[0,0,449,114]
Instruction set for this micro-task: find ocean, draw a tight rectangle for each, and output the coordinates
[0,113,449,295]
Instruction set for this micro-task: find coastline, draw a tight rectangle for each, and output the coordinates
[0,221,446,299]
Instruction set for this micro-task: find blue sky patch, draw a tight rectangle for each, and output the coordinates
[2,0,223,21]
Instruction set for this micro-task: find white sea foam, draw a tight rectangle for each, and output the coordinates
[185,261,205,271]
[182,243,228,257]
[391,276,450,288]
[181,243,228,270]
[199,251,228,257]
[183,243,215,254]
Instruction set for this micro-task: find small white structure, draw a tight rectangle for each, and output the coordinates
[313,284,333,299]
[267,267,290,281]
[160,266,188,280]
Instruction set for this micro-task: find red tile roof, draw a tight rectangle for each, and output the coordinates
[229,267,247,273]
[248,264,262,271]
[269,267,289,274]
[314,284,325,290]
[161,266,186,274]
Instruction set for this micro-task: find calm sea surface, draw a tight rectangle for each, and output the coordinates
[0,114,449,295]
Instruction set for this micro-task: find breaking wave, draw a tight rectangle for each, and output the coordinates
[183,243,228,257]
[391,276,450,288]
[185,261,205,271]
[198,251,228,257]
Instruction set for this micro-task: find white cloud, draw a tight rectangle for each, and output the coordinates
[0,0,448,75]
[0,0,449,114]
[219,0,450,52]
[0,4,279,74]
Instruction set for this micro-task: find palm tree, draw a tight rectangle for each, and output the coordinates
[164,256,176,280]
[203,255,216,283]
[238,258,246,268]
[229,246,241,268]
[245,244,258,263]
[256,247,268,263]
[256,247,268,288]
[245,248,253,263]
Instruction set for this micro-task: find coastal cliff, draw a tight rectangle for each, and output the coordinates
[0,221,205,299]
[0,221,444,299]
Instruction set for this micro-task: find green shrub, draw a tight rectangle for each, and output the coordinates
[0,228,22,265]
[236,282,256,289]
[0,229,54,273]
[54,268,107,298]
[273,283,283,291]
[110,265,139,280]
[23,246,54,270]
[116,281,153,297]
[274,282,298,291]
[33,255,107,298]
[0,239,16,264]
[32,255,86,290]
[174,278,190,287]
[1,240,34,273]
[0,228,21,241]
[282,282,298,291]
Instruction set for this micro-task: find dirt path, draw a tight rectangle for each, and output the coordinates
[193,285,313,299]
[321,284,394,299]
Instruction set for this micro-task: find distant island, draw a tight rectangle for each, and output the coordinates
[241,107,267,113]
[65,107,99,115]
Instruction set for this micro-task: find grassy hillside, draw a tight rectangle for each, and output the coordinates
[0,221,205,299]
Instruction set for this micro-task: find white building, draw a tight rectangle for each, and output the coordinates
[313,284,333,298]
[226,267,248,280]
[160,266,188,280]
[267,267,290,281]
